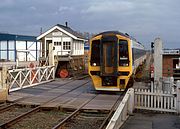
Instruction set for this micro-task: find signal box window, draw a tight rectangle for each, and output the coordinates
[119,40,129,66]
[63,42,71,50]
[54,42,61,46]
[90,40,100,66]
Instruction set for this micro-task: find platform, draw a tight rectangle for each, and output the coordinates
[121,113,180,129]
[7,79,122,111]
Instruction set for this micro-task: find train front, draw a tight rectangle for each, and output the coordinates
[88,31,133,91]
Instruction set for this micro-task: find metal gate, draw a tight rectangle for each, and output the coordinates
[8,66,55,92]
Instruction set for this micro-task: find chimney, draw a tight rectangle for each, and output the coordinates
[65,22,68,27]
[40,27,43,34]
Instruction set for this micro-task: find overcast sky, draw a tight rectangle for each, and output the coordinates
[0,0,180,49]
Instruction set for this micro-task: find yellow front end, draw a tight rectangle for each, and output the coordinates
[89,33,133,91]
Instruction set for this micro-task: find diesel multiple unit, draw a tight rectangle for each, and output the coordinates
[89,31,146,91]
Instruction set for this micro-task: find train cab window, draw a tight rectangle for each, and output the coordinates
[119,40,129,66]
[90,40,100,66]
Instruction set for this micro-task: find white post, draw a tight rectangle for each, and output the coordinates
[0,68,2,89]
[170,77,174,93]
[16,58,19,68]
[154,38,163,90]
[53,66,55,79]
[128,88,134,115]
[0,67,9,101]
[177,81,180,114]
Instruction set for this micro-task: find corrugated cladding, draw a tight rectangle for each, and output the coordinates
[0,33,37,41]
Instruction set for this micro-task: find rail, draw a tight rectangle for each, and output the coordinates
[99,95,122,129]
[0,80,91,129]
[52,94,97,129]
[106,88,134,129]
[8,66,55,92]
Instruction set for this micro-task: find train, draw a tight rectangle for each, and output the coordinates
[88,31,146,91]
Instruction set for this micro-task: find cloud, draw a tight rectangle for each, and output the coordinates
[58,6,73,12]
[0,0,14,7]
[29,6,36,11]
[0,0,180,48]
[82,1,134,14]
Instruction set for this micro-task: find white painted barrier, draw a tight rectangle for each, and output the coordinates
[8,66,55,92]
[106,88,134,129]
[106,81,180,129]
[135,89,177,113]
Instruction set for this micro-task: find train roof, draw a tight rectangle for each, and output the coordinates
[94,31,128,38]
[93,31,144,47]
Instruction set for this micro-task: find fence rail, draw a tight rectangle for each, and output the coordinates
[105,81,180,129]
[8,66,55,92]
[135,89,177,113]
[106,88,134,129]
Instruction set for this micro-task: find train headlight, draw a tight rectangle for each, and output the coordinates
[93,63,96,66]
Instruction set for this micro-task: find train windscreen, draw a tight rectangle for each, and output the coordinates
[119,40,129,66]
[90,40,100,66]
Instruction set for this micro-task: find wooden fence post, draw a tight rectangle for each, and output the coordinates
[177,81,180,114]
[0,67,9,102]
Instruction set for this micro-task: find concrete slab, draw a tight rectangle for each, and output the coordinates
[17,95,55,105]
[83,94,120,110]
[7,79,121,111]
[42,97,73,108]
[61,98,89,109]
[121,113,180,129]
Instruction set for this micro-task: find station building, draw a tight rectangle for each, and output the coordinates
[0,33,40,67]
[37,23,86,77]
[162,49,180,81]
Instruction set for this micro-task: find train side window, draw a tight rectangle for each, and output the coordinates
[119,40,129,66]
[90,40,100,66]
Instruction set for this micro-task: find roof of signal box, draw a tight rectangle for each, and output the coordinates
[37,24,86,41]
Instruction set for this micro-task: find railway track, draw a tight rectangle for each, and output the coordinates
[0,76,124,129]
[0,96,38,114]
[0,81,69,114]
[0,103,6,108]
[0,79,90,129]
[51,94,123,129]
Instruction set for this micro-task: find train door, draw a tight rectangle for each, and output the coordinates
[100,35,118,76]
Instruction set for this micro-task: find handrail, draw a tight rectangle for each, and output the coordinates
[106,88,134,129]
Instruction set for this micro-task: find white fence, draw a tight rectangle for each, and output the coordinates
[8,66,55,92]
[106,88,134,129]
[134,89,177,113]
[151,77,176,93]
[106,81,180,129]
